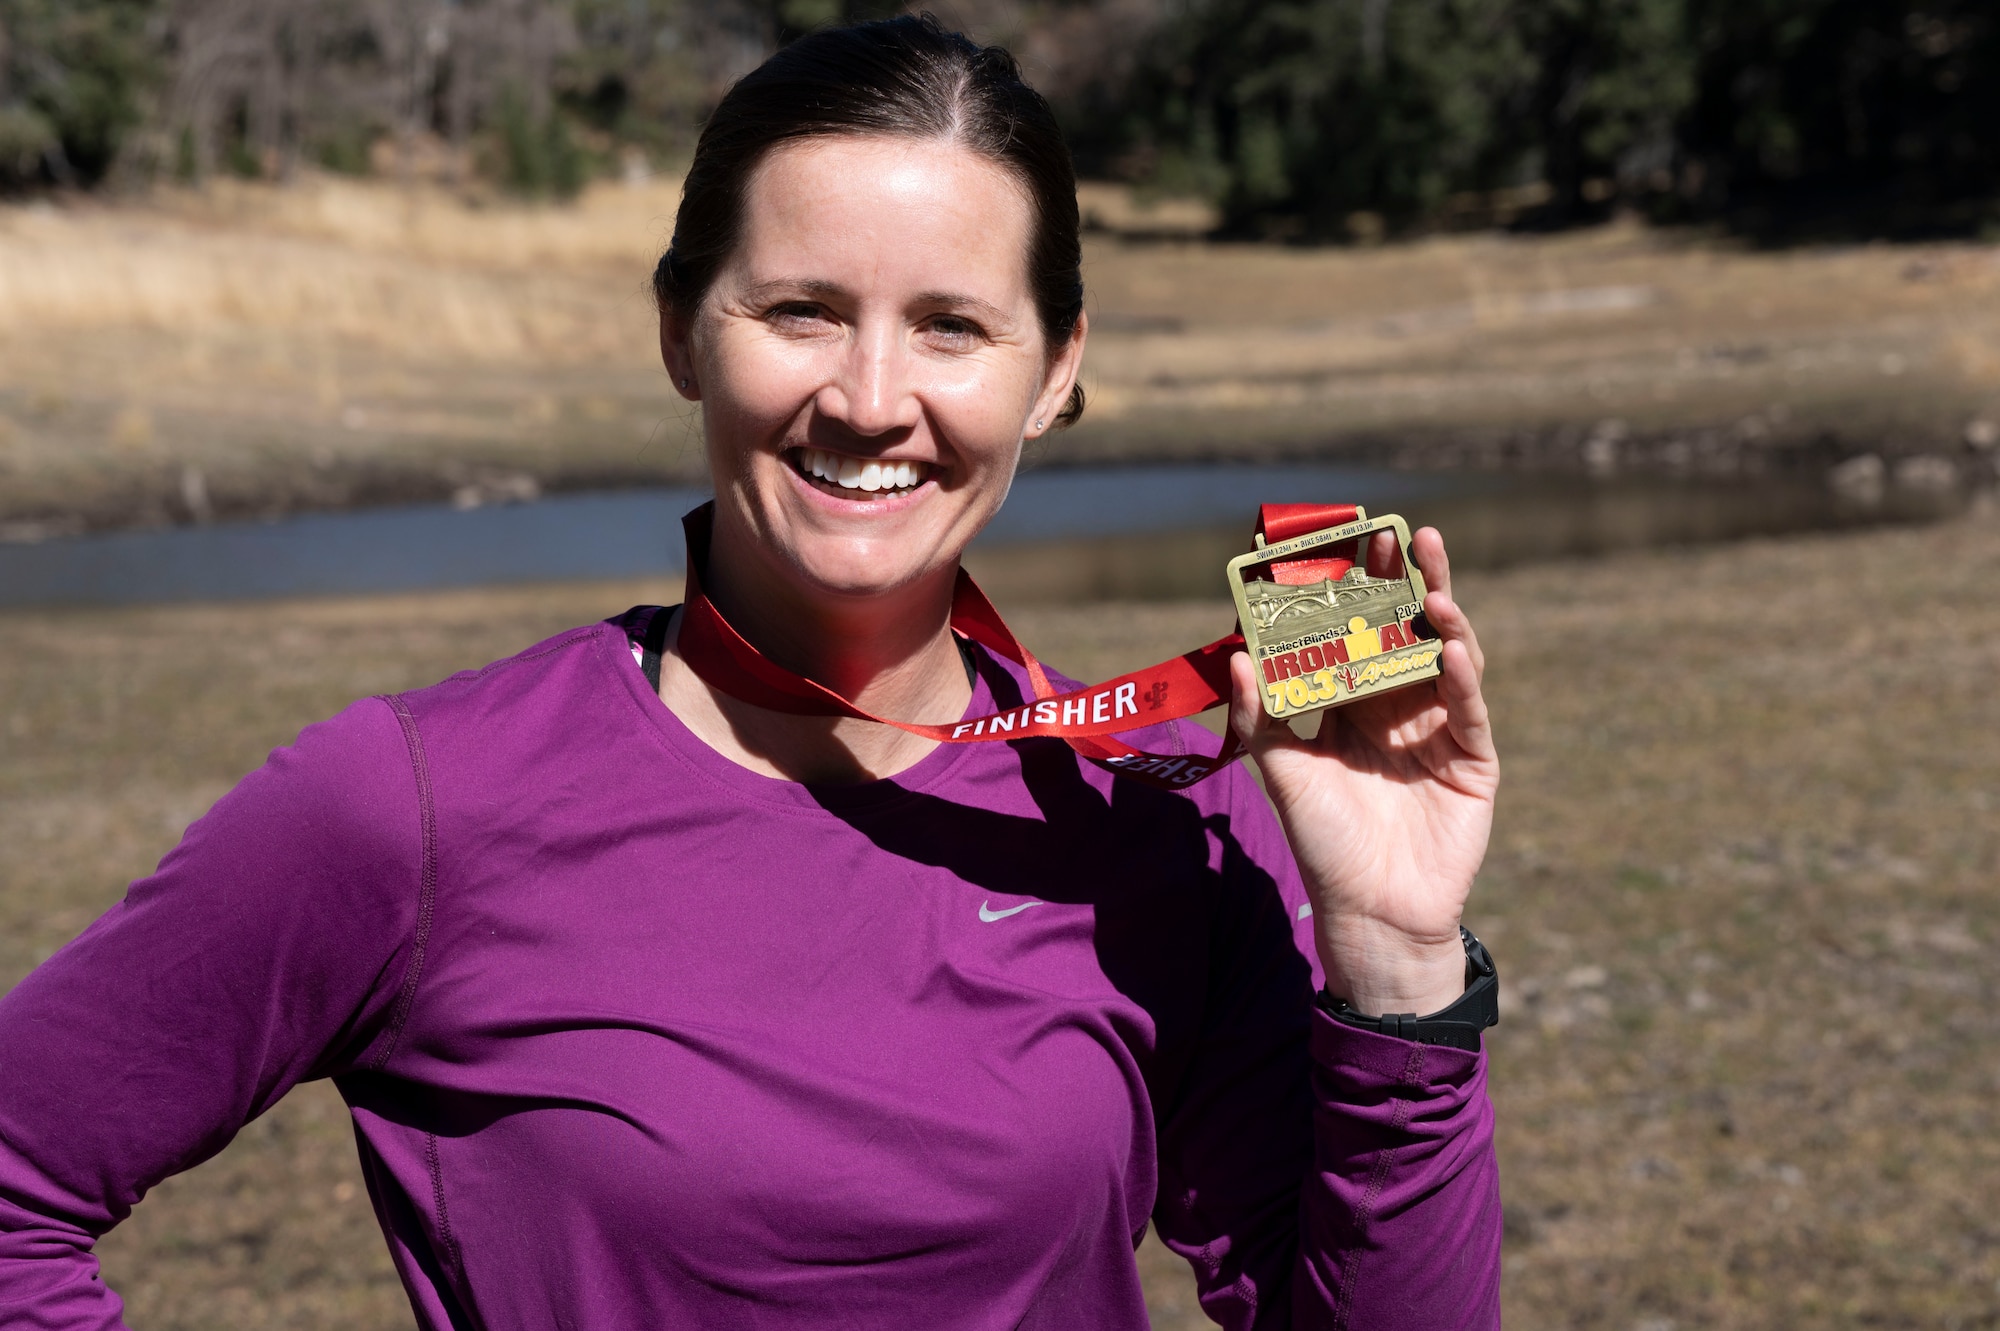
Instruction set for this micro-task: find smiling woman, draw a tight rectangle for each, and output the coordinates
[0,16,1503,1331]
[653,128,1083,784]
[646,27,1090,786]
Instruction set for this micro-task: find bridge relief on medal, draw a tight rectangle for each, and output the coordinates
[1226,511,1445,721]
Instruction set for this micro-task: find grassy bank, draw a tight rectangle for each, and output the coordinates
[3,176,1998,538]
[3,507,1996,1326]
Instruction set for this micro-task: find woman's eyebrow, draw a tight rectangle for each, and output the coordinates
[742,277,847,303]
[913,291,1010,321]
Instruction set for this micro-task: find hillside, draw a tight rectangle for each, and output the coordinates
[1,175,1996,539]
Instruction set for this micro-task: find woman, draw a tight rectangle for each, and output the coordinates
[0,17,1501,1330]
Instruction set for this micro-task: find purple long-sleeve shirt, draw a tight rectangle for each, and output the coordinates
[0,610,1500,1329]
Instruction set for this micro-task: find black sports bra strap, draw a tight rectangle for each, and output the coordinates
[954,633,979,690]
[639,604,678,693]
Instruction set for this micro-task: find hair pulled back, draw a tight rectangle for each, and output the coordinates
[654,14,1086,428]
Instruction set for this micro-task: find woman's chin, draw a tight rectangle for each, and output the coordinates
[750,470,986,596]
[777,541,954,602]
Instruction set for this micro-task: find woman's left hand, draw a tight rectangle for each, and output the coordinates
[1227,525,1499,1018]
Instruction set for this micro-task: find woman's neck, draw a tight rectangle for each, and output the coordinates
[654,519,975,785]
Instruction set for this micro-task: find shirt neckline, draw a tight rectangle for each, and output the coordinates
[598,610,1005,816]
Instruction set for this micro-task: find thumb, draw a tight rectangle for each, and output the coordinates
[1227,651,1280,754]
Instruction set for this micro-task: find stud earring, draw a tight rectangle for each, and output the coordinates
[679,378,689,389]
[1034,419,1044,430]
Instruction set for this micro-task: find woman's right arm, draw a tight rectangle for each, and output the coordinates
[0,698,424,1329]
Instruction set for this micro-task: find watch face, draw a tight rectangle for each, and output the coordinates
[1461,927,1496,977]
[1227,512,1443,722]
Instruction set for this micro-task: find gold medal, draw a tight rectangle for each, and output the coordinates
[1225,509,1443,721]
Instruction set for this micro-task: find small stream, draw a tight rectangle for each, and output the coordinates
[0,462,1969,609]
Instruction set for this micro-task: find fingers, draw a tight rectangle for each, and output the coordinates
[1410,525,1452,599]
[1411,529,1494,762]
[1365,529,1404,578]
[1423,584,1486,682]
[1438,637,1497,763]
[1228,650,1321,759]
[1227,652,1278,752]
[1411,526,1485,682]
[1309,692,1350,755]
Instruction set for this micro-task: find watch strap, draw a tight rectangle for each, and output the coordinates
[1318,926,1499,1051]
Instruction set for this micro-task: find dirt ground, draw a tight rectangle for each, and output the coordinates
[4,505,1997,1327]
[3,175,1999,538]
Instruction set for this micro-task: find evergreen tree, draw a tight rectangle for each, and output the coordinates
[1,0,1992,238]
[1097,0,1997,237]
[1106,0,1529,236]
[0,0,157,189]
[1511,0,1692,224]
[1680,0,1999,234]
[1100,0,1695,237]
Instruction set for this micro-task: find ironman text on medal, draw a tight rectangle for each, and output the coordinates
[1226,509,1444,720]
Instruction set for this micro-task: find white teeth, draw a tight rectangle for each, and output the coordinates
[797,449,926,493]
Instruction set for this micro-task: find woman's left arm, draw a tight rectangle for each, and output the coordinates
[1148,778,1501,1330]
[1153,524,1502,1328]
[1226,525,1499,1020]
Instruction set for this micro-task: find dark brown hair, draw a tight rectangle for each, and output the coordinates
[653,14,1086,428]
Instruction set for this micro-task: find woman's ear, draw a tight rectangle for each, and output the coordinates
[1029,310,1088,437]
[659,309,700,401]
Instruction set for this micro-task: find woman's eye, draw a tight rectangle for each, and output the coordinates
[927,315,982,341]
[767,302,827,325]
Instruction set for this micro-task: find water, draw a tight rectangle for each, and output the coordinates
[0,488,712,609]
[965,469,1968,603]
[0,463,1967,609]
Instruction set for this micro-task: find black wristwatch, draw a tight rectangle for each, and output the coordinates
[1318,927,1499,1051]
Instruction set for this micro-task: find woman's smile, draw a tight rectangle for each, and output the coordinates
[787,445,936,500]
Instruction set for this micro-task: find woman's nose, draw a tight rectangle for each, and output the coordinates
[815,327,921,438]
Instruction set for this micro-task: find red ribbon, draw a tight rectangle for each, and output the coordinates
[1259,503,1360,585]
[674,501,1362,791]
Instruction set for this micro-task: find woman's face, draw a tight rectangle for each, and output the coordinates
[665,135,1084,602]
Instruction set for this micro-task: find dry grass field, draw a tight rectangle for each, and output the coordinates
[4,506,1997,1328]
[3,175,1999,538]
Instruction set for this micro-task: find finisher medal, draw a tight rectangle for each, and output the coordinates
[1226,508,1443,722]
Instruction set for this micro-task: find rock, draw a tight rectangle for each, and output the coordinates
[1893,454,1958,491]
[1827,453,1886,502]
[179,465,214,525]
[450,471,541,510]
[1583,419,1626,475]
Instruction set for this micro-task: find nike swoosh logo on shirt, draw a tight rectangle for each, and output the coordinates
[978,899,1045,922]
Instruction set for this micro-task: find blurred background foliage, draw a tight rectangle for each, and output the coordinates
[0,0,1993,233]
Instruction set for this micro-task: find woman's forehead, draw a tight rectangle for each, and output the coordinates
[731,136,1036,295]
